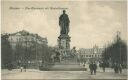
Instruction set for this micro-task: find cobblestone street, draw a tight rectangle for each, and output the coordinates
[2,68,127,80]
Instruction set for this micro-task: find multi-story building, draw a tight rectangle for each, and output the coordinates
[2,30,48,68]
[8,30,47,48]
[78,45,104,63]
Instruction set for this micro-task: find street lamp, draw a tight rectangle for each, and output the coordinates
[35,34,38,68]
[117,31,121,64]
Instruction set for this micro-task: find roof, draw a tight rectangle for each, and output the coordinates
[3,30,47,42]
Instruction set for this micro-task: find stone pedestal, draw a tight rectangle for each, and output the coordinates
[58,34,71,58]
[58,34,70,49]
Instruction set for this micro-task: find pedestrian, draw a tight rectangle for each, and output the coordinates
[114,63,116,73]
[24,65,26,72]
[85,63,89,71]
[93,62,97,75]
[20,66,23,72]
[118,64,122,74]
[89,62,93,75]
[114,63,118,73]
[102,62,106,72]
[83,63,85,67]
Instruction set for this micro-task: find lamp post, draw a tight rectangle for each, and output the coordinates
[35,34,38,69]
[25,35,28,68]
[117,31,121,64]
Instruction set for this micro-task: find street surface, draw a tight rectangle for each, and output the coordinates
[2,68,127,80]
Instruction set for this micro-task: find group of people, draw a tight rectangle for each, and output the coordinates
[89,62,97,75]
[113,63,122,74]
[82,61,123,75]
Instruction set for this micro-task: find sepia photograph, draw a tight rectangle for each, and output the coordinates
[1,0,127,80]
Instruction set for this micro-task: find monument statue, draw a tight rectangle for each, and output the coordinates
[59,10,70,35]
[58,10,71,60]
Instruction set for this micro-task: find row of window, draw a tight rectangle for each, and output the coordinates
[9,36,47,45]
[81,54,102,58]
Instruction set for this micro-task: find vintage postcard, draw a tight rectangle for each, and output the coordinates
[1,0,127,80]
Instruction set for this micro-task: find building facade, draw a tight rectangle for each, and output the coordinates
[3,30,48,68]
[78,45,104,63]
[8,30,47,48]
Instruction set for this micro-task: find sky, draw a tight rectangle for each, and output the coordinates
[2,1,127,49]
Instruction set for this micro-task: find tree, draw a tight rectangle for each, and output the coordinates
[1,34,13,69]
[102,33,127,68]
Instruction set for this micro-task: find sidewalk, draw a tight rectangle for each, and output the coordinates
[1,69,20,75]
[97,68,127,73]
[2,69,41,74]
[2,69,127,79]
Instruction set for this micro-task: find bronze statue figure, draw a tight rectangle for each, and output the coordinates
[59,10,70,35]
